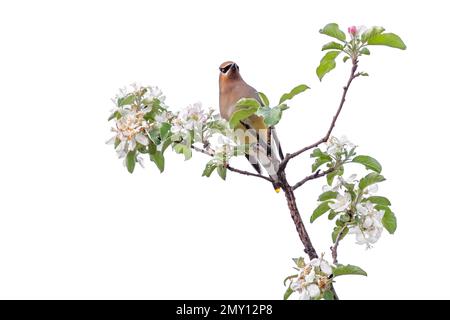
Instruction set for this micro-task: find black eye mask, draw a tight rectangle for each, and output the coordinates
[219,64,233,74]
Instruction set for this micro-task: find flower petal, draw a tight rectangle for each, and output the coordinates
[135,133,149,146]
[307,284,321,298]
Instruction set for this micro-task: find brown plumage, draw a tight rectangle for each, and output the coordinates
[218,61,282,191]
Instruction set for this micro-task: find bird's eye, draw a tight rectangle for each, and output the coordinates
[220,64,232,74]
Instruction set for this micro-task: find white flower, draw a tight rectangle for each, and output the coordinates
[171,117,186,135]
[145,86,166,103]
[322,174,357,192]
[357,25,368,36]
[299,289,310,300]
[305,268,316,283]
[299,284,321,300]
[329,192,351,212]
[155,111,170,124]
[363,183,378,195]
[327,136,355,157]
[349,202,385,247]
[310,258,333,275]
[108,108,150,157]
[170,102,208,139]
[290,257,333,300]
[306,284,321,298]
[135,133,149,146]
[180,102,207,129]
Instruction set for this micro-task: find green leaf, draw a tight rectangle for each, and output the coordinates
[327,165,343,186]
[229,98,260,129]
[316,51,340,81]
[332,264,367,277]
[361,26,385,43]
[365,196,391,206]
[352,155,382,173]
[108,110,120,121]
[161,138,172,154]
[126,150,136,174]
[292,257,305,268]
[322,41,344,51]
[359,172,386,190]
[202,160,217,177]
[173,143,192,160]
[257,106,282,127]
[332,226,348,242]
[312,155,332,172]
[284,287,294,300]
[150,151,165,173]
[279,84,310,104]
[367,32,407,50]
[376,205,397,234]
[360,47,370,55]
[328,210,338,220]
[343,55,350,63]
[217,164,227,180]
[118,94,136,107]
[311,148,326,158]
[148,127,161,145]
[310,201,331,223]
[318,191,338,201]
[114,138,121,149]
[323,290,334,300]
[319,23,346,41]
[283,274,298,286]
[258,92,270,107]
[159,122,171,141]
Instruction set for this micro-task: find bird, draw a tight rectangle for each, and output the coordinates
[218,61,283,192]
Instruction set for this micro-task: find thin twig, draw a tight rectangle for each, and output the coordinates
[226,165,274,183]
[191,145,214,156]
[292,168,334,190]
[278,61,359,174]
[190,145,273,183]
[331,225,348,265]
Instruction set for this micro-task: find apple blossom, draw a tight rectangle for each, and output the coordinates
[349,202,385,247]
[348,26,357,37]
[289,257,333,300]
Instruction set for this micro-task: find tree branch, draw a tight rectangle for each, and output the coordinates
[278,60,359,173]
[279,172,318,260]
[190,145,273,183]
[292,168,334,190]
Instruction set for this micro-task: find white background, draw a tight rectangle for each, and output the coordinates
[0,0,449,299]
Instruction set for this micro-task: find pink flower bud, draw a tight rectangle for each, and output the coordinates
[348,26,357,37]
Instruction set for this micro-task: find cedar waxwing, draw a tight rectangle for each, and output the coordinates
[218,61,283,192]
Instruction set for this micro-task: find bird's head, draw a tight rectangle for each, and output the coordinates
[219,61,242,82]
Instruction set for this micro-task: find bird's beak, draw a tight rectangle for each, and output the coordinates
[231,63,237,70]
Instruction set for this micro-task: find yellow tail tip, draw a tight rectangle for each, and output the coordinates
[275,187,281,193]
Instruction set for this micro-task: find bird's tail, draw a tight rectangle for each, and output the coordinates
[239,122,283,193]
[251,129,283,193]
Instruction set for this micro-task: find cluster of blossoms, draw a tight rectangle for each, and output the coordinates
[107,84,241,173]
[349,202,384,246]
[311,136,391,248]
[107,85,169,165]
[171,102,209,139]
[289,257,333,300]
[326,174,384,247]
